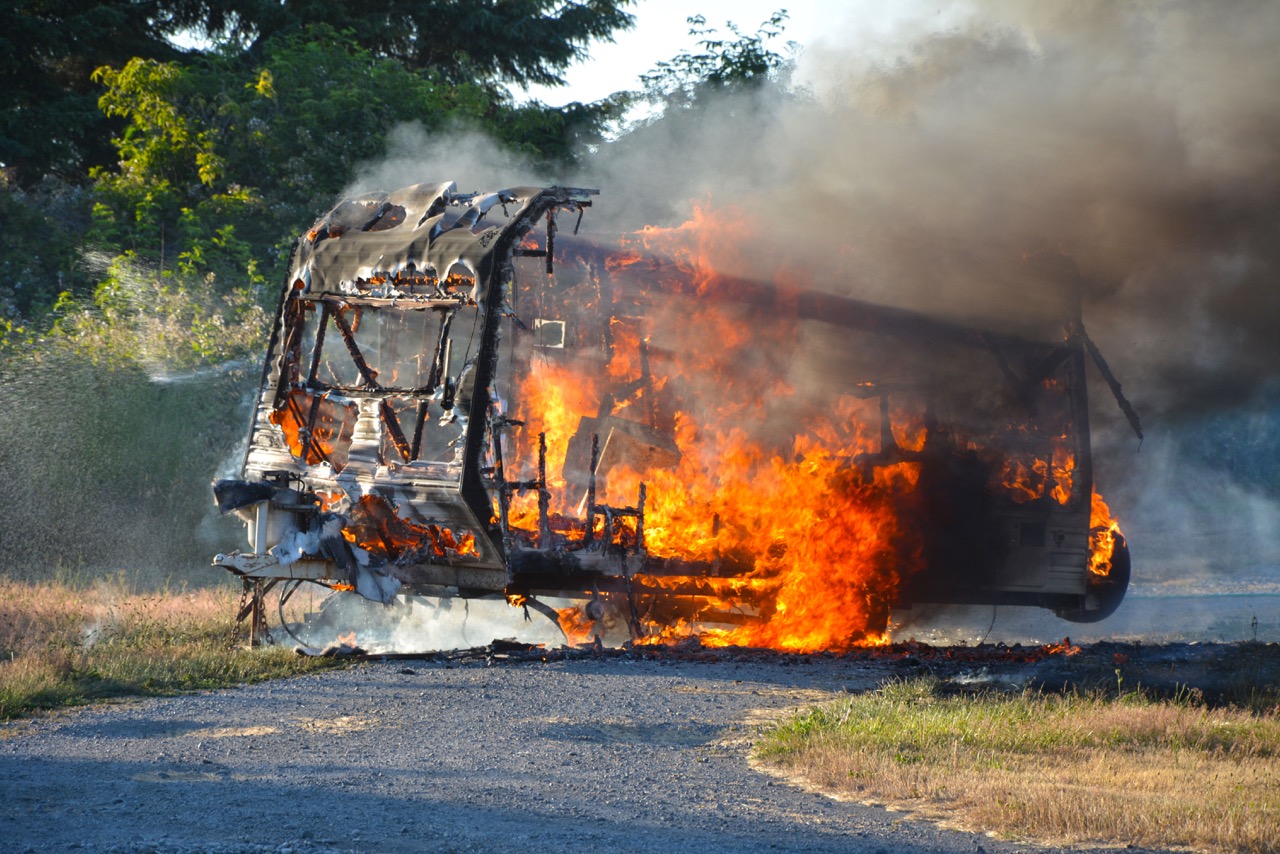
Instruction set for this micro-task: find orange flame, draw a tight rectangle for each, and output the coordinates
[499,204,1131,651]
[279,199,1141,655]
[556,606,598,646]
[1044,637,1082,656]
[1088,490,1122,577]
[341,495,479,561]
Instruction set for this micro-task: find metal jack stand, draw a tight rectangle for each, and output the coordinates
[233,578,277,647]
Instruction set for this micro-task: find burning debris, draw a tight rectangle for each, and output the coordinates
[290,635,1280,713]
[212,180,1136,653]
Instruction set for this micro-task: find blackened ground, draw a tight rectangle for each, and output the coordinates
[3,641,1272,854]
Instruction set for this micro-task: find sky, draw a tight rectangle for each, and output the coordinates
[519,1,855,105]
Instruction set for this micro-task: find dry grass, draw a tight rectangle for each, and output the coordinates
[0,577,342,720]
[756,678,1280,853]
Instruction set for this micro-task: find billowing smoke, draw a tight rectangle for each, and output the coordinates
[581,0,1280,418]
[347,122,544,199]
[340,2,1279,422]
[557,0,1280,597]
[292,592,578,653]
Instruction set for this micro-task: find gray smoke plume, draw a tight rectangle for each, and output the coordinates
[336,1,1279,427]
[347,122,544,199]
[579,0,1280,420]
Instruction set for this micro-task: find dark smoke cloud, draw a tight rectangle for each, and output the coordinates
[579,0,1280,420]
[560,0,1280,588]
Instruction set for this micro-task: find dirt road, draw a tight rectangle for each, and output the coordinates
[2,651,1182,853]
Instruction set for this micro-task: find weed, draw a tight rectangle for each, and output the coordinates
[0,578,342,720]
[757,678,1280,852]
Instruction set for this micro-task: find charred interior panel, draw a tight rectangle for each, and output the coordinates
[214,183,597,605]
[213,181,1134,650]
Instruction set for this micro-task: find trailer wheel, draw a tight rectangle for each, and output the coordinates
[1056,533,1131,623]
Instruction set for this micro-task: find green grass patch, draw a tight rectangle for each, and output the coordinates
[757,678,1280,852]
[0,578,344,721]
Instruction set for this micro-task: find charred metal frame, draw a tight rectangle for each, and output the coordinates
[212,181,1135,645]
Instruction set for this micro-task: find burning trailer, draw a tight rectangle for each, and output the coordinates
[212,181,1135,651]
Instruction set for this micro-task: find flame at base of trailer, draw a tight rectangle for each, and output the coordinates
[285,582,780,654]
[280,571,1132,656]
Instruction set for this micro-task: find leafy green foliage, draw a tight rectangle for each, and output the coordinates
[162,0,635,87]
[84,24,622,302]
[2,2,633,333]
[636,11,794,115]
[1,0,634,187]
[0,1,192,186]
[55,253,269,371]
[0,174,96,322]
[89,31,422,288]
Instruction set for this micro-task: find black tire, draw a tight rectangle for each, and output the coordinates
[1056,533,1131,623]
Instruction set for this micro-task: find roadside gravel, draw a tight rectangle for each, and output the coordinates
[1,652,1174,853]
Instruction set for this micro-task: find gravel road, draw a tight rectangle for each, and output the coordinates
[2,651,1180,854]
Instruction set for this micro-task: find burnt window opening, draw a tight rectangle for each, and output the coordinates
[270,295,479,470]
[345,494,481,562]
[269,389,357,472]
[285,299,472,395]
[533,318,566,348]
[377,395,462,466]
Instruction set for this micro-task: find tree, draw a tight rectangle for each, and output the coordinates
[635,11,794,115]
[161,0,635,87]
[1,0,634,189]
[3,8,628,330]
[0,0,192,186]
[85,16,639,289]
[86,23,614,294]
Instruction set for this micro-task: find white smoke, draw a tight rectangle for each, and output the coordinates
[347,122,545,198]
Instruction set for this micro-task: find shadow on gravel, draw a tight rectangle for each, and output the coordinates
[0,754,984,854]
[46,717,215,741]
[541,720,726,746]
